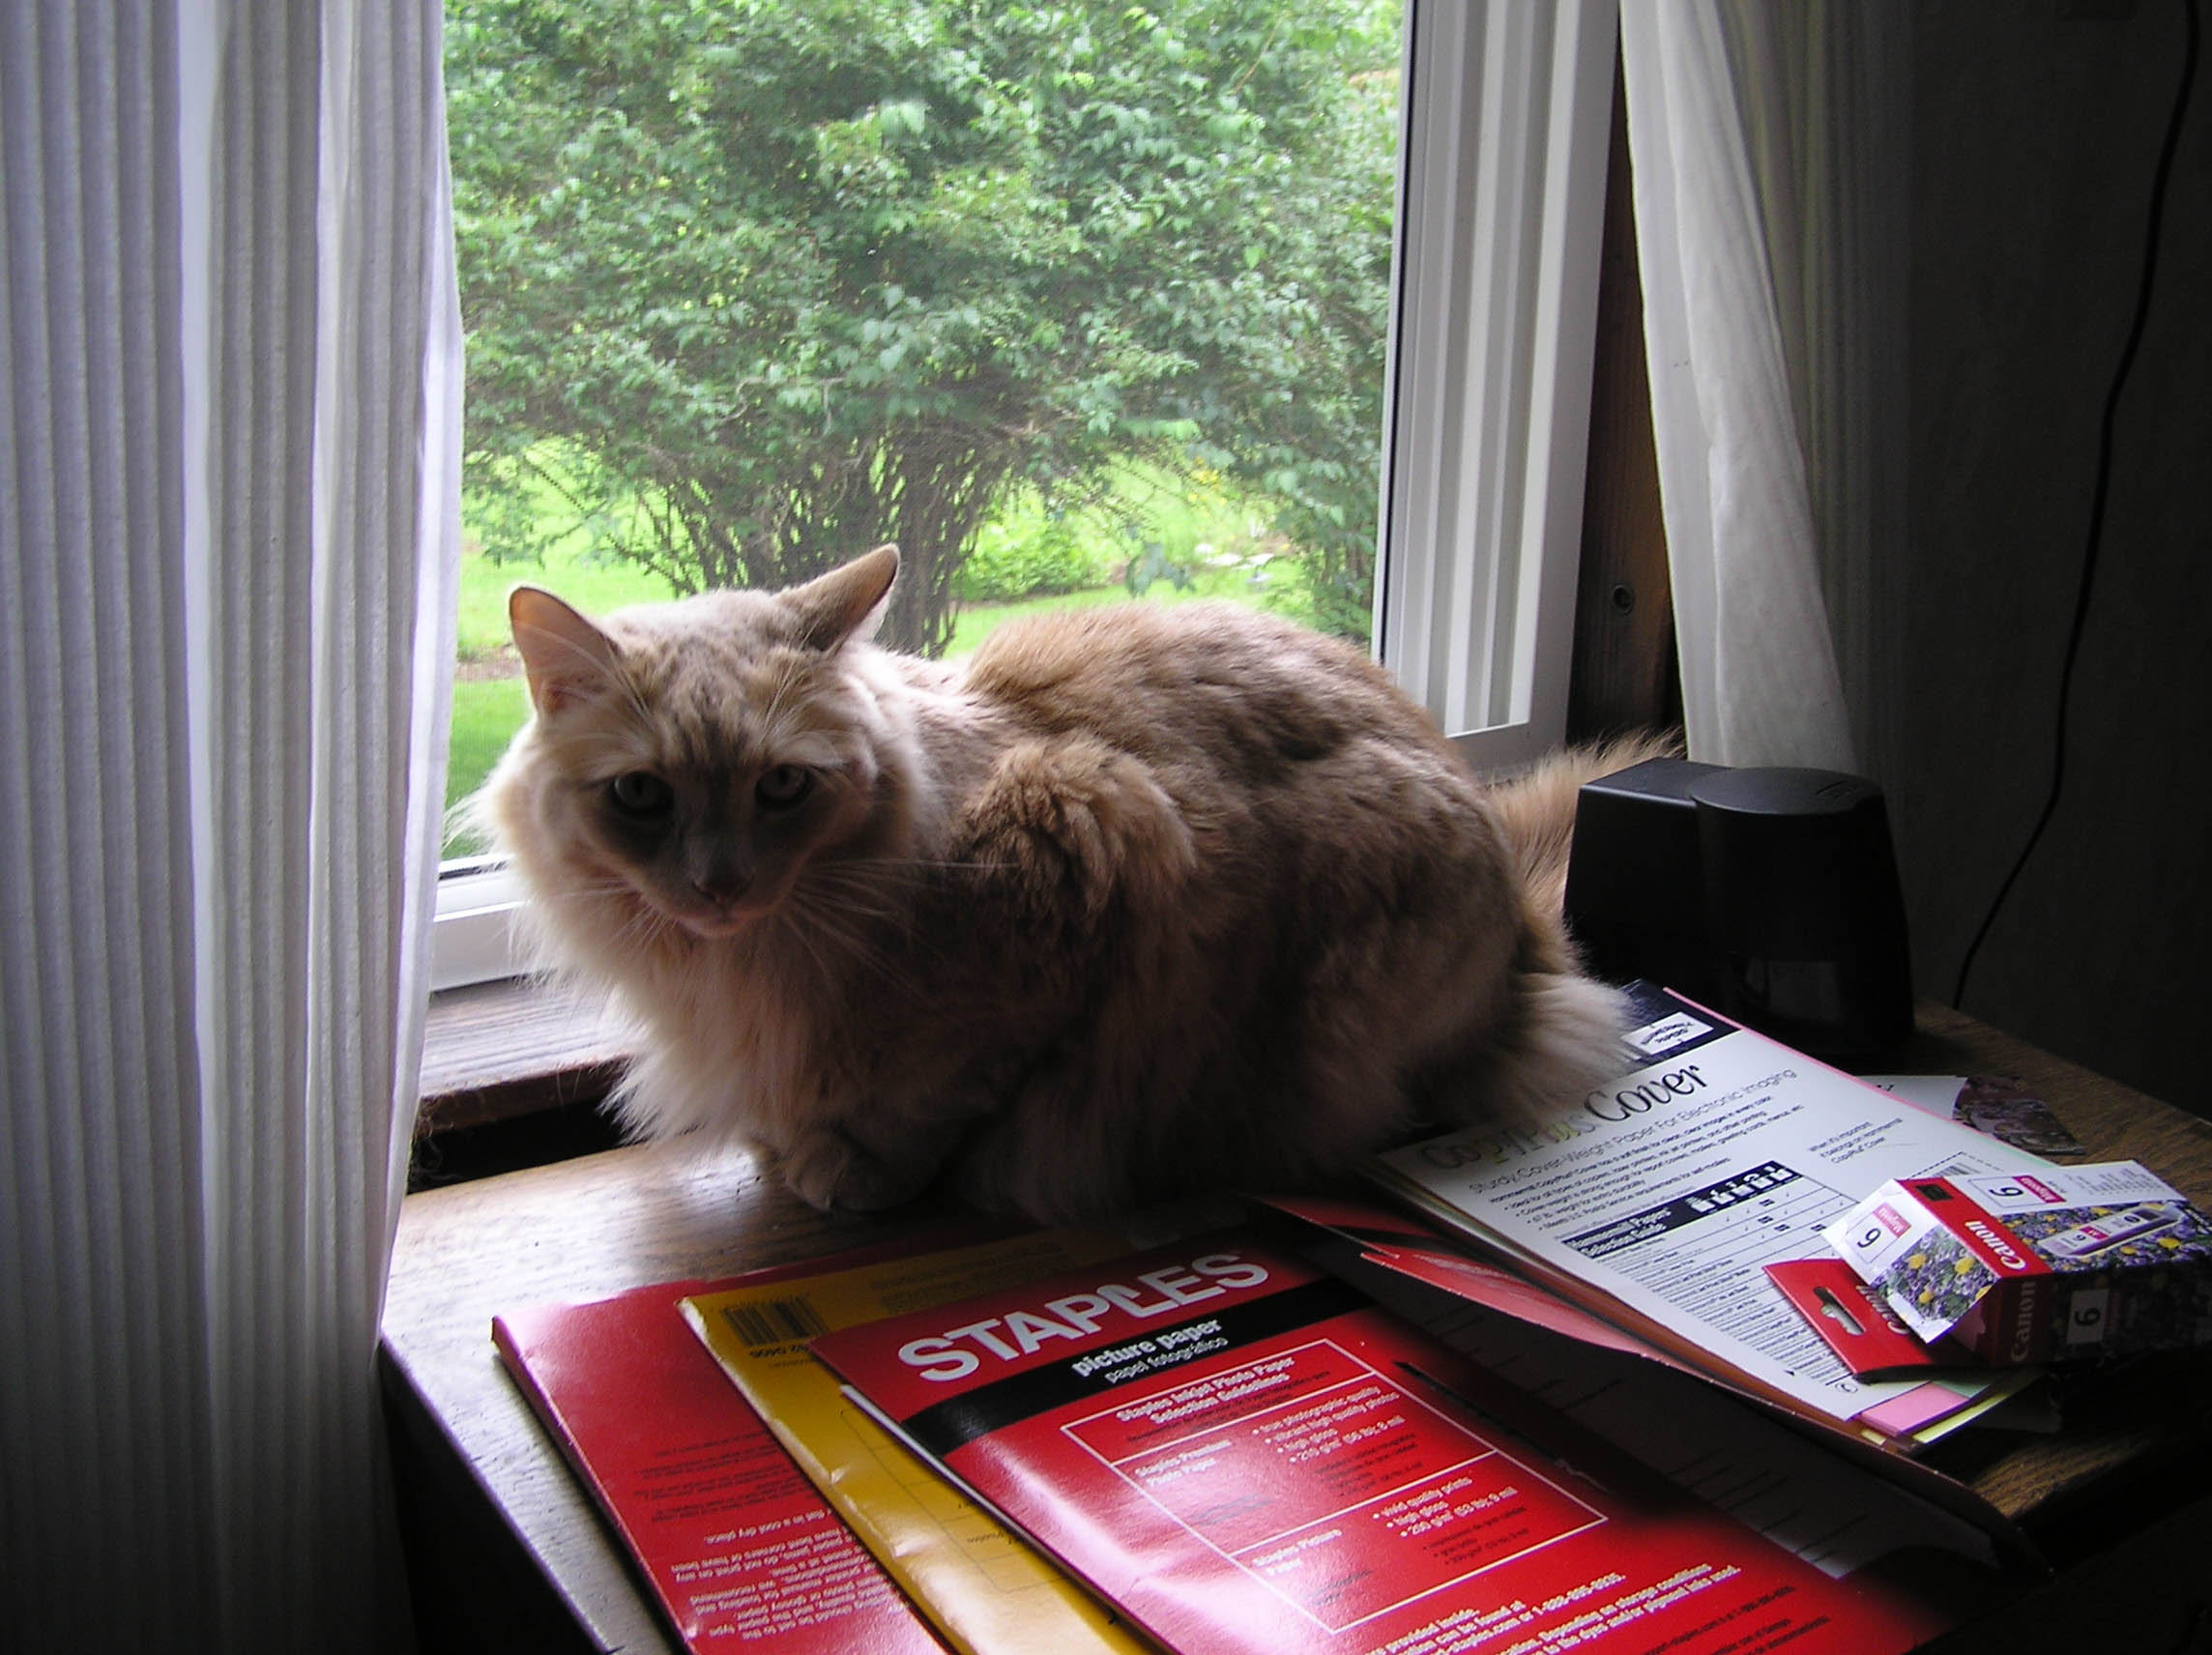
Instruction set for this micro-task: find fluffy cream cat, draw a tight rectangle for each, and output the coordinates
[476,545,1644,1222]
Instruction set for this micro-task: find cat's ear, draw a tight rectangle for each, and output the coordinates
[789,544,899,653]
[509,586,622,715]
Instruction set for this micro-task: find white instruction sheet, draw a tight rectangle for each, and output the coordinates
[1371,989,2052,1425]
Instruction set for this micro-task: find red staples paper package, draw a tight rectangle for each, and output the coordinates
[808,1231,1958,1655]
[496,1272,946,1654]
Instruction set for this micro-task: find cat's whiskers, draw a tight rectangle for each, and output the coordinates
[799,861,916,915]
[612,896,679,954]
[771,876,928,993]
[765,906,842,988]
[854,851,995,871]
[755,656,808,746]
[783,880,888,953]
[555,868,646,904]
[786,857,1005,983]
[551,868,685,959]
[745,888,889,998]
[820,850,1018,882]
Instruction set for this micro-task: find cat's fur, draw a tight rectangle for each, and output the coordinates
[476,545,1652,1223]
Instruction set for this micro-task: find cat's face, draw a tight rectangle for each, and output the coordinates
[489,548,901,941]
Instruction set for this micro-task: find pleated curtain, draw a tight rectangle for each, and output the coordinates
[0,1,459,1648]
[1619,0,1909,773]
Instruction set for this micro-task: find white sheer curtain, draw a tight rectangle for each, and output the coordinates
[1,2,458,1649]
[1619,0,1908,773]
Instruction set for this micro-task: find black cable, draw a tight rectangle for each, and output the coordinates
[1951,0,2201,1010]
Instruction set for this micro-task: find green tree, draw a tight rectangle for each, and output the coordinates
[448,0,1397,653]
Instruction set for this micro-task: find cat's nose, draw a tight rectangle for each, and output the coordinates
[684,847,753,907]
[689,871,752,906]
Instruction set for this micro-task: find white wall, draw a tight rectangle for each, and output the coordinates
[1890,2,2208,1110]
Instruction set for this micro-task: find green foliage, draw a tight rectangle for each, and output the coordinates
[957,507,1110,603]
[447,0,1397,652]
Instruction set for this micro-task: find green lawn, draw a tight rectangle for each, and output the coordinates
[443,468,1321,852]
[444,676,530,852]
[457,547,680,661]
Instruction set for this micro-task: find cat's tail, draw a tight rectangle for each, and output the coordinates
[1482,731,1682,919]
[1456,962,1633,1121]
[1458,731,1681,1118]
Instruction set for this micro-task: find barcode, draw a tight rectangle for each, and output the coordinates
[720,1295,830,1349]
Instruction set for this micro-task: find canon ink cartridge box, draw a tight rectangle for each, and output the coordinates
[1822,1161,2212,1365]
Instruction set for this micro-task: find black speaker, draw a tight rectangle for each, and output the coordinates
[1563,757,1913,1061]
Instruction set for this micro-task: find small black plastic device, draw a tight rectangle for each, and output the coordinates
[1563,756,1913,1061]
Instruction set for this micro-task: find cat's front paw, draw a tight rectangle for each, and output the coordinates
[779,1125,935,1213]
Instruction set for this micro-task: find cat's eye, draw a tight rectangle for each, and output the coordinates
[756,765,813,809]
[606,770,673,818]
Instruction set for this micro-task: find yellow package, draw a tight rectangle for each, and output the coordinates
[683,1226,1171,1655]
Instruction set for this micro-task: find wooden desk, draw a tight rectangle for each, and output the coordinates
[379,1006,2212,1654]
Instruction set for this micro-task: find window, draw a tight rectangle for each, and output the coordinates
[429,0,1617,992]
[1381,0,1614,770]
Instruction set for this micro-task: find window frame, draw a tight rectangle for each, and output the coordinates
[428,0,1622,991]
[1376,0,1616,772]
[429,855,533,993]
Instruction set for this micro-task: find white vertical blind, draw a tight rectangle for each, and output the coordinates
[3,4,219,1643]
[188,4,324,1625]
[1378,0,1615,769]
[1,0,458,1647]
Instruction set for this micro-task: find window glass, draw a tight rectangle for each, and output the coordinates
[442,0,1404,844]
